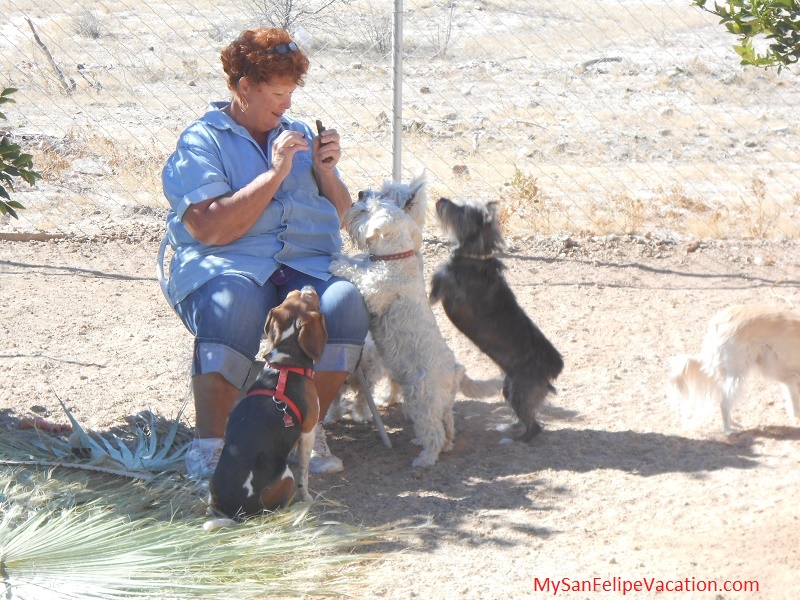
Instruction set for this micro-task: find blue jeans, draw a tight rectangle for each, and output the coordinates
[175,269,369,389]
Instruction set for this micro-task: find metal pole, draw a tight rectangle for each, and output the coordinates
[391,0,403,182]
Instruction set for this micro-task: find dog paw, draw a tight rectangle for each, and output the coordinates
[203,518,238,532]
[330,253,362,277]
[411,453,437,468]
[379,392,401,408]
[723,420,745,435]
[494,422,518,433]
[515,422,543,443]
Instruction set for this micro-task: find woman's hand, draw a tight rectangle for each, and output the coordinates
[183,131,310,246]
[311,126,351,224]
[313,127,341,172]
[270,130,310,178]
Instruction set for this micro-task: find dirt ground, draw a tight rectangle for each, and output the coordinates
[2,228,799,599]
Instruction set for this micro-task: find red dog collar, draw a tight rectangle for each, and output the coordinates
[370,249,416,261]
[246,365,314,428]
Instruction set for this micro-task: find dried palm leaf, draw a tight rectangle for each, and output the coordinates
[0,468,389,598]
[0,404,397,598]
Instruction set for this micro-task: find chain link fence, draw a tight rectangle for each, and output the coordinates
[2,0,799,242]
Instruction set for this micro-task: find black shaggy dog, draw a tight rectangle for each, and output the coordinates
[430,197,564,441]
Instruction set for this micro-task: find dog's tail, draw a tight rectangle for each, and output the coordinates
[667,354,720,426]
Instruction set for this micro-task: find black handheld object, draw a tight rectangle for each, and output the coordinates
[315,119,333,162]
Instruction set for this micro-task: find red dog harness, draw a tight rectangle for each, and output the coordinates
[246,365,314,428]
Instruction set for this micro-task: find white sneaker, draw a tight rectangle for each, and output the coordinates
[288,423,344,474]
[185,437,224,479]
[310,422,344,474]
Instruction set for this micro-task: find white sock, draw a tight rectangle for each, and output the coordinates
[191,437,224,452]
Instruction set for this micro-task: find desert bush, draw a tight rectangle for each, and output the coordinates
[433,2,458,59]
[500,168,541,224]
[355,7,393,56]
[73,9,104,39]
[741,176,780,238]
[245,0,341,30]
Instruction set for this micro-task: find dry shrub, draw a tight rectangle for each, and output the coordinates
[498,170,587,236]
[34,130,88,181]
[584,191,648,235]
[72,9,104,39]
[613,192,647,234]
[685,210,726,239]
[649,183,715,234]
[659,184,713,214]
[34,129,162,191]
[497,169,539,225]
[739,176,780,239]
[498,169,549,232]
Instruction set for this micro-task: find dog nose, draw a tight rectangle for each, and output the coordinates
[357,191,366,201]
[299,285,318,303]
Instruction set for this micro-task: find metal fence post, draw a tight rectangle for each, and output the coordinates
[392,0,403,183]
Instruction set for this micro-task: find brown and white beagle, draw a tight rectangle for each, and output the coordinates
[209,286,327,519]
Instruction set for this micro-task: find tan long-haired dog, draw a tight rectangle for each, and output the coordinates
[668,304,800,434]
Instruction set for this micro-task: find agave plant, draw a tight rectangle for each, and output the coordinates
[60,399,190,476]
[0,401,190,480]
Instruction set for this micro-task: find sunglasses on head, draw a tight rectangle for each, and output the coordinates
[265,41,298,55]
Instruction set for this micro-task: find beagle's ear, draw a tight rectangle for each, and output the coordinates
[260,469,296,511]
[264,305,291,351]
[297,311,328,362]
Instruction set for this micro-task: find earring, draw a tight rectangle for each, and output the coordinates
[240,97,248,113]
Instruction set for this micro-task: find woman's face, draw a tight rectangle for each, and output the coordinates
[239,76,297,134]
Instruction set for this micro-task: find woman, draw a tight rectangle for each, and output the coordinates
[161,27,369,478]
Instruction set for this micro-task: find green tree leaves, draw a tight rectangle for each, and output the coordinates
[1,87,41,219]
[695,1,800,70]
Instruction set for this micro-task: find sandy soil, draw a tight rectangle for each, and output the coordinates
[2,228,799,599]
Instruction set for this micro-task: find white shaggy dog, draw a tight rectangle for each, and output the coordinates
[331,172,501,466]
[668,304,800,434]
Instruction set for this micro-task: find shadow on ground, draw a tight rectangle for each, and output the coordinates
[318,398,760,550]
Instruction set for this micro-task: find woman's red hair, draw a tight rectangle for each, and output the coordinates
[220,28,309,89]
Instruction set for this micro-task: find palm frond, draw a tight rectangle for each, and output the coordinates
[0,406,397,599]
[0,468,390,599]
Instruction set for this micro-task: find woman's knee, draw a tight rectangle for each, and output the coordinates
[177,274,277,356]
[318,279,369,345]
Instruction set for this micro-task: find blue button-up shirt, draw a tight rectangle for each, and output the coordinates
[161,102,343,306]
